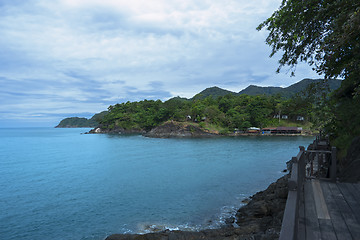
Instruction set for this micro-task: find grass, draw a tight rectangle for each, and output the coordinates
[265,119,314,130]
[164,119,315,135]
[200,122,228,134]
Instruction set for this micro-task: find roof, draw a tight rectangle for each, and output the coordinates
[263,127,276,131]
[276,127,301,131]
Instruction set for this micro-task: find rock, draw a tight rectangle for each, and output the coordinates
[235,174,289,239]
[339,136,360,182]
[224,217,235,226]
[144,121,218,138]
[87,126,145,135]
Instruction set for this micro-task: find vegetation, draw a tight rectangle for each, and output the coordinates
[56,111,108,128]
[56,117,98,128]
[193,79,341,100]
[57,79,341,135]
[258,0,360,158]
[192,87,236,100]
[98,80,337,134]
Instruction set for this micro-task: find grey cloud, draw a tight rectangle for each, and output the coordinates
[0,0,323,127]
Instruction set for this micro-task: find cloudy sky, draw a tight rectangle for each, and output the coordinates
[0,0,320,127]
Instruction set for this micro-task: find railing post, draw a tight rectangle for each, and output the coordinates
[314,137,318,150]
[288,157,298,191]
[330,147,337,181]
[298,146,305,189]
[280,147,305,240]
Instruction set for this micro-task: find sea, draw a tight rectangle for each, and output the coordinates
[0,128,313,240]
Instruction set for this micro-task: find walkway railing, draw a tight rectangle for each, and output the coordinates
[279,137,337,240]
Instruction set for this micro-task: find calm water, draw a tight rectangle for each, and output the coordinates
[0,128,313,240]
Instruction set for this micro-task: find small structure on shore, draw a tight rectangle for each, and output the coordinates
[262,127,276,134]
[262,127,302,134]
[247,127,261,133]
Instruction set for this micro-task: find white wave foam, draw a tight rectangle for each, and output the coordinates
[135,193,250,234]
[136,222,201,234]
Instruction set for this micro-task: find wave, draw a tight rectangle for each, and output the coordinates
[134,193,248,235]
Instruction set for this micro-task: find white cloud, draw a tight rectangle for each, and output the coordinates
[0,0,321,127]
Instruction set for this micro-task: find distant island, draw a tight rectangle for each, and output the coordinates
[55,111,108,128]
[56,78,342,135]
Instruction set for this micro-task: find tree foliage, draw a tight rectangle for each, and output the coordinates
[258,0,360,156]
[258,0,360,80]
[56,117,98,128]
[100,94,302,132]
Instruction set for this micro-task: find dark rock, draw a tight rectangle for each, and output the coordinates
[339,136,360,182]
[144,121,218,138]
[224,217,235,226]
[87,126,145,135]
[235,174,289,239]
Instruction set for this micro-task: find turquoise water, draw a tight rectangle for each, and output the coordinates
[0,128,313,240]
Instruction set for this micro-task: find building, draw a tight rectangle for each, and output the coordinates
[262,127,276,134]
[297,116,305,121]
[247,127,261,133]
[262,127,302,134]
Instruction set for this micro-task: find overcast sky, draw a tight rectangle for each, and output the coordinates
[0,0,320,127]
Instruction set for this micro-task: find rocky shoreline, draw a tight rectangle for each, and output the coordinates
[87,121,218,137]
[105,174,289,240]
[144,121,218,138]
[87,126,146,135]
[87,121,312,138]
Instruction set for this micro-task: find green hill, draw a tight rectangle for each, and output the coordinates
[55,111,108,128]
[56,78,342,129]
[55,117,97,128]
[192,86,236,100]
[238,78,342,98]
[238,85,283,96]
[190,79,342,99]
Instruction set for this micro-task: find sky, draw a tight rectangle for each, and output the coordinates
[0,0,321,127]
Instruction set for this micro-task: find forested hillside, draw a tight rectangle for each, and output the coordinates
[97,79,336,133]
[56,111,108,128]
[57,79,340,135]
[192,78,341,99]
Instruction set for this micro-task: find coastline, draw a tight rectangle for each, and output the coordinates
[85,121,314,138]
[84,125,309,239]
[105,174,289,240]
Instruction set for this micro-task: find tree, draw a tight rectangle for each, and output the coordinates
[257,0,360,80]
[258,0,360,156]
